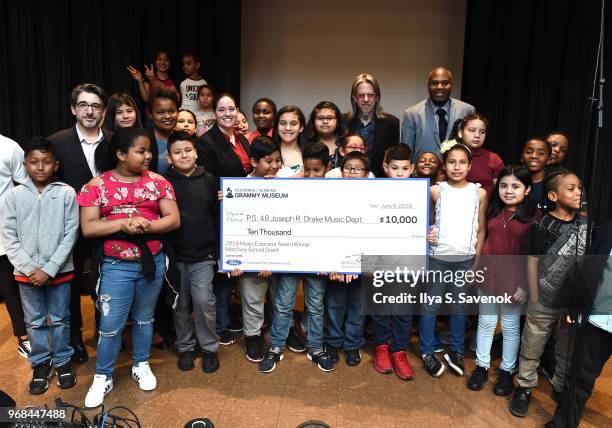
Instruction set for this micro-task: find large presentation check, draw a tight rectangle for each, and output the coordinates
[220,178,430,273]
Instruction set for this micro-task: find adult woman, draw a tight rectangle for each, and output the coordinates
[103,93,142,131]
[304,101,346,168]
[80,127,180,408]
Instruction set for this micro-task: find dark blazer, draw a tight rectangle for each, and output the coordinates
[144,127,161,173]
[196,124,251,179]
[342,112,400,177]
[47,125,113,191]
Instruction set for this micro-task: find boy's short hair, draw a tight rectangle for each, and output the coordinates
[385,144,413,163]
[167,131,195,152]
[524,137,552,156]
[24,137,56,158]
[340,151,371,171]
[147,88,179,112]
[183,52,200,63]
[302,142,329,166]
[251,136,280,161]
[544,167,579,193]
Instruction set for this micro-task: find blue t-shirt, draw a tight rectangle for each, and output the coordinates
[156,137,169,174]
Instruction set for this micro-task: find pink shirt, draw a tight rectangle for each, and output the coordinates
[247,128,273,145]
[77,170,175,260]
[467,147,504,196]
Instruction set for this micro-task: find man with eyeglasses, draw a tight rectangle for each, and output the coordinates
[48,83,112,365]
[401,67,474,160]
[342,74,399,177]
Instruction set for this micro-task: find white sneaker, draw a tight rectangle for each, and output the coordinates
[85,374,113,408]
[132,362,157,391]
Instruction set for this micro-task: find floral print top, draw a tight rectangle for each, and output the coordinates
[77,170,175,260]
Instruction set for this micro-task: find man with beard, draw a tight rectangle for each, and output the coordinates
[401,67,474,159]
[48,83,112,365]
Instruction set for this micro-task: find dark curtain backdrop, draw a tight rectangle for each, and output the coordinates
[461,0,612,221]
[0,0,241,143]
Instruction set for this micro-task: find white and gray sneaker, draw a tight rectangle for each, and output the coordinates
[85,374,113,408]
[132,361,157,391]
[18,338,31,358]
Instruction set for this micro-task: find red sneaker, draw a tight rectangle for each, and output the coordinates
[391,351,415,380]
[374,344,393,374]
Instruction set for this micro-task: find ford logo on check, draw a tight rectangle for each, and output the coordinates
[227,259,242,266]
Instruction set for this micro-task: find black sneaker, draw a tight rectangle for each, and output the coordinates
[467,365,488,391]
[56,361,76,389]
[325,344,340,364]
[202,351,220,373]
[245,335,264,362]
[228,319,244,333]
[286,327,306,353]
[177,351,195,371]
[444,351,464,376]
[494,369,513,397]
[422,353,445,378]
[29,361,52,395]
[551,388,565,404]
[70,337,89,364]
[219,330,235,346]
[259,347,283,373]
[18,338,31,358]
[307,350,336,372]
[345,349,361,366]
[509,387,531,418]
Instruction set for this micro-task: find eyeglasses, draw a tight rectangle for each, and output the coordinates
[356,93,376,100]
[315,115,336,122]
[342,166,367,174]
[345,145,367,152]
[76,102,104,112]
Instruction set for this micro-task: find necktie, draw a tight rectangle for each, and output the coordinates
[436,108,447,142]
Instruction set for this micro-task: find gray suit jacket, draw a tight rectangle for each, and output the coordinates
[401,97,475,159]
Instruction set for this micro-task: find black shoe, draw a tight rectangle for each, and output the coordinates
[493,369,513,397]
[71,338,89,364]
[228,319,244,333]
[177,351,195,371]
[151,337,170,350]
[245,335,264,362]
[55,361,76,389]
[509,387,531,418]
[467,365,488,391]
[307,350,336,372]
[444,351,464,376]
[345,349,361,366]
[219,330,235,346]
[325,344,340,364]
[202,351,220,373]
[551,388,565,404]
[29,361,52,395]
[422,353,445,378]
[259,347,283,373]
[286,327,306,353]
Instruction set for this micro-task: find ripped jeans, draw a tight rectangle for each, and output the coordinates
[96,253,165,377]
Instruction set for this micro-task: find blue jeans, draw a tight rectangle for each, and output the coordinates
[95,253,165,377]
[214,274,236,332]
[419,257,474,355]
[372,315,412,353]
[269,274,326,353]
[325,278,365,350]
[476,297,522,371]
[18,281,72,367]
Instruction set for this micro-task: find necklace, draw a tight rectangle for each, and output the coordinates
[502,210,516,228]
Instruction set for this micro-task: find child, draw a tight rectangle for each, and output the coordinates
[127,50,179,103]
[0,137,79,394]
[467,165,537,395]
[247,98,277,144]
[196,85,215,136]
[509,169,587,418]
[164,131,220,373]
[234,109,250,135]
[413,151,445,183]
[372,144,416,380]
[234,136,281,362]
[546,131,569,167]
[179,53,207,115]
[521,138,551,210]
[324,151,371,366]
[325,134,375,178]
[174,109,197,136]
[146,88,179,174]
[455,113,504,196]
[275,105,306,177]
[259,142,335,373]
[421,142,487,378]
[304,101,347,168]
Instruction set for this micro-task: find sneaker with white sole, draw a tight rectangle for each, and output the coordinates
[131,362,157,391]
[18,338,31,358]
[85,374,113,408]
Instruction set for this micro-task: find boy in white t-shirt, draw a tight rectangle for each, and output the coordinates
[179,53,207,115]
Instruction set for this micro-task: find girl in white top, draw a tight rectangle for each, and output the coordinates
[275,106,305,177]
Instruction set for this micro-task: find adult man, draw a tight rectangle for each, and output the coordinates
[342,74,399,177]
[0,133,29,357]
[48,83,112,364]
[401,67,474,159]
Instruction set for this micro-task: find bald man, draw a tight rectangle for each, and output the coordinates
[401,67,475,159]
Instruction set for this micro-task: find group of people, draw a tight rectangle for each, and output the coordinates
[0,54,608,428]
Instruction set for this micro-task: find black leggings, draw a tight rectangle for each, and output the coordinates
[0,255,26,337]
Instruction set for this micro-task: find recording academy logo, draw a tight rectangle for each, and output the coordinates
[226,187,234,198]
